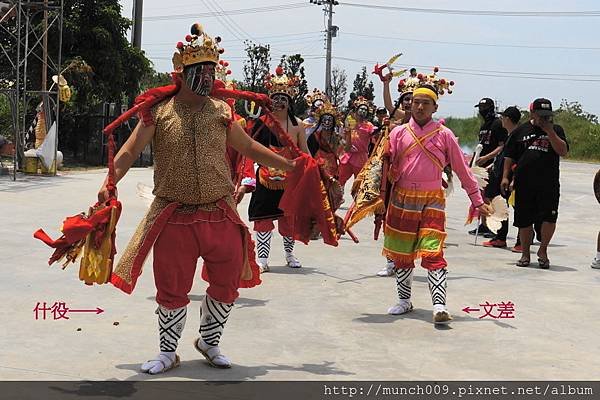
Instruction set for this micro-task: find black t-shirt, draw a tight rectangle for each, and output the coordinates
[478,117,508,166]
[504,122,568,188]
[490,130,517,179]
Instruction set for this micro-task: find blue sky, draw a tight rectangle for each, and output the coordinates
[120,0,600,118]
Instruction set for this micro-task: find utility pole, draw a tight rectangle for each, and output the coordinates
[309,0,339,97]
[131,0,143,49]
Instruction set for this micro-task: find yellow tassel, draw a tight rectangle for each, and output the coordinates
[258,174,287,190]
[346,199,385,229]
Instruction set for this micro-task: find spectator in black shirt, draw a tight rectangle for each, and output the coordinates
[501,98,569,269]
[482,106,521,249]
[469,98,508,237]
[474,98,508,168]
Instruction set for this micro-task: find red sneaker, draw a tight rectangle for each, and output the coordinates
[511,244,523,253]
[482,239,507,248]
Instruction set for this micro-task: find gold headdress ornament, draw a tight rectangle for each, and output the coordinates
[314,100,343,126]
[215,59,235,90]
[264,66,300,98]
[352,96,375,113]
[397,76,420,96]
[172,23,224,72]
[412,66,455,102]
[305,88,329,108]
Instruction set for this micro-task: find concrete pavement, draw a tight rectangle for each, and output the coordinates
[1,160,599,381]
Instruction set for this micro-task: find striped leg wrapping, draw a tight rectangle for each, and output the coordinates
[199,295,233,347]
[256,231,273,259]
[395,268,413,301]
[428,268,448,306]
[283,236,295,254]
[157,306,187,353]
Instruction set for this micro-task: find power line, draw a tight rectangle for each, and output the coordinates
[143,3,310,21]
[143,32,323,47]
[342,32,600,51]
[332,56,600,82]
[339,2,600,17]
[200,0,245,42]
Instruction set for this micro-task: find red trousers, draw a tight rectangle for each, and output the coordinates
[153,207,244,309]
[253,216,294,236]
[338,162,363,186]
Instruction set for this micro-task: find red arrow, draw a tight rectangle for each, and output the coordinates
[462,307,480,314]
[69,307,104,314]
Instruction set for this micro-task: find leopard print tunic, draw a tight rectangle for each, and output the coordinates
[151,96,234,205]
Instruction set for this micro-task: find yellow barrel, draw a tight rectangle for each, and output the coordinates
[23,157,39,174]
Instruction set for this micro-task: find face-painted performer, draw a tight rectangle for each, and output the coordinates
[382,70,420,129]
[303,88,330,156]
[96,23,296,372]
[212,60,258,204]
[312,100,345,180]
[377,73,438,277]
[338,96,376,188]
[247,66,310,272]
[383,69,491,324]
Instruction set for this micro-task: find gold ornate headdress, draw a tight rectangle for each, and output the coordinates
[265,66,300,98]
[397,76,420,97]
[352,96,374,113]
[305,88,329,108]
[415,66,454,97]
[215,60,235,90]
[172,23,224,72]
[314,100,343,126]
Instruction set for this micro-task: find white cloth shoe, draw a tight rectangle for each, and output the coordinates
[592,257,600,269]
[376,261,395,277]
[257,257,269,273]
[285,253,302,268]
[387,299,413,315]
[194,338,231,369]
[141,352,180,374]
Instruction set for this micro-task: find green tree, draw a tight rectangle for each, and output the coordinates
[241,40,271,94]
[557,99,598,124]
[330,66,347,107]
[280,53,308,116]
[348,66,375,107]
[139,70,172,92]
[51,0,152,161]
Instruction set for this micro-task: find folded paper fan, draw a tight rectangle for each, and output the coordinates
[471,166,489,189]
[486,195,509,233]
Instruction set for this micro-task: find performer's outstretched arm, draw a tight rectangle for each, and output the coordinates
[294,117,310,155]
[227,120,295,172]
[382,73,395,115]
[382,72,405,122]
[98,121,155,202]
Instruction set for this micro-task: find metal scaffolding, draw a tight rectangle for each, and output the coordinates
[0,0,63,180]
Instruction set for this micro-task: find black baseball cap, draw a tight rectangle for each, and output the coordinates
[499,106,521,123]
[475,98,494,108]
[530,98,553,116]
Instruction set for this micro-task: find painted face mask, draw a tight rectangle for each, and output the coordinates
[271,94,289,111]
[320,114,335,130]
[184,63,215,96]
[357,105,369,118]
[402,94,413,112]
